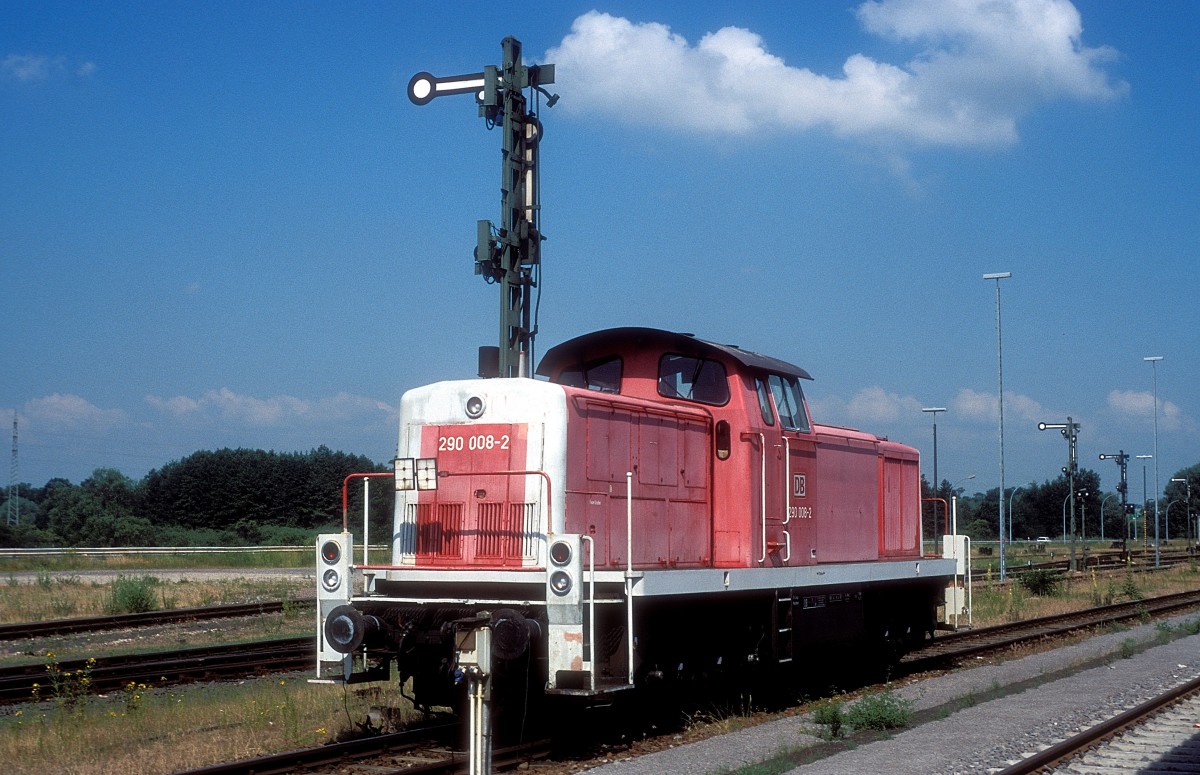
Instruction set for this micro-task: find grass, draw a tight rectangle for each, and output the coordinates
[969,563,1200,628]
[2,549,1197,774]
[0,548,313,573]
[0,574,315,669]
[0,568,413,774]
[0,672,418,775]
[0,573,311,624]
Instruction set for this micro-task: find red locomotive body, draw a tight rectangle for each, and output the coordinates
[541,328,924,571]
[315,327,954,710]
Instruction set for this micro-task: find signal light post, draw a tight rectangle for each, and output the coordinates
[1136,455,1153,549]
[408,37,558,379]
[921,407,946,543]
[1040,418,1081,571]
[1099,451,1131,553]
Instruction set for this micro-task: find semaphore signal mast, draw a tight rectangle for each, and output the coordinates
[408,36,557,379]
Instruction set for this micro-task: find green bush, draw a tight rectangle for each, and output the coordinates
[810,697,845,739]
[845,691,914,731]
[104,575,159,614]
[1015,568,1062,596]
[1121,571,1143,601]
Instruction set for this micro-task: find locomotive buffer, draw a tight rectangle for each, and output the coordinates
[408,36,557,380]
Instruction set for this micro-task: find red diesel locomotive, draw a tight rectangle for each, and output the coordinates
[315,326,956,711]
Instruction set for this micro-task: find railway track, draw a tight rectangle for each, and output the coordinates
[177,727,550,775]
[969,549,1196,581]
[902,588,1200,670]
[16,589,1188,708]
[171,590,1200,775]
[0,636,310,704]
[0,599,312,641]
[998,674,1200,774]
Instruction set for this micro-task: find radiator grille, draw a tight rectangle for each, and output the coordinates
[415,502,462,558]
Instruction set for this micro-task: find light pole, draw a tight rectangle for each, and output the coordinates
[1062,491,1070,542]
[1040,417,1081,571]
[1078,487,1091,541]
[1137,454,1152,548]
[1100,494,1115,542]
[922,406,946,542]
[1145,356,1163,567]
[984,271,1012,579]
[949,474,976,538]
[952,474,977,493]
[1170,477,1191,545]
[1008,485,1024,542]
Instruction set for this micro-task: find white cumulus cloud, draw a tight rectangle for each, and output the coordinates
[1,54,58,82]
[146,389,395,428]
[2,53,97,83]
[23,394,127,431]
[1108,389,1183,432]
[546,0,1125,145]
[952,387,1045,423]
[846,385,923,423]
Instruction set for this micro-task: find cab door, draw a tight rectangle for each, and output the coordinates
[782,431,816,565]
[768,374,817,566]
[752,378,793,566]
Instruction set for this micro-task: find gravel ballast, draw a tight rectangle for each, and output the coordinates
[582,613,1200,774]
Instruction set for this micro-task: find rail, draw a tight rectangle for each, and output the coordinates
[0,600,312,641]
[997,674,1200,774]
[903,587,1200,669]
[175,727,544,775]
[0,637,311,704]
[0,545,367,558]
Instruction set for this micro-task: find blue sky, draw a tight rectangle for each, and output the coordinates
[2,1,1197,503]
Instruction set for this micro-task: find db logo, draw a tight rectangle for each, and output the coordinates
[793,473,807,498]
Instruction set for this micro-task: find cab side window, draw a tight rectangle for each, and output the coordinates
[768,374,811,432]
[658,354,730,405]
[757,378,776,426]
[559,356,623,393]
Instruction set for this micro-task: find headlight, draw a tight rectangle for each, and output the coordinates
[465,395,486,419]
[549,570,572,596]
[322,568,341,592]
[549,540,572,566]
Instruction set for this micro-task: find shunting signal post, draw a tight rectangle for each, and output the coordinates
[408,36,558,379]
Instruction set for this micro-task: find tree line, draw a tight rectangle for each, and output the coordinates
[4,448,1196,549]
[922,462,1200,545]
[0,446,392,547]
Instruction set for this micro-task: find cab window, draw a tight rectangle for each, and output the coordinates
[756,378,775,426]
[658,354,729,405]
[768,374,811,432]
[558,356,622,393]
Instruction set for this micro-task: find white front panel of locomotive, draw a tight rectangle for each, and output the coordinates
[391,378,568,567]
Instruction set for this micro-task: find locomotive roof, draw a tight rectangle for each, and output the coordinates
[536,327,813,381]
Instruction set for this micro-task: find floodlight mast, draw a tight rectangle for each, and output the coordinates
[409,37,558,378]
